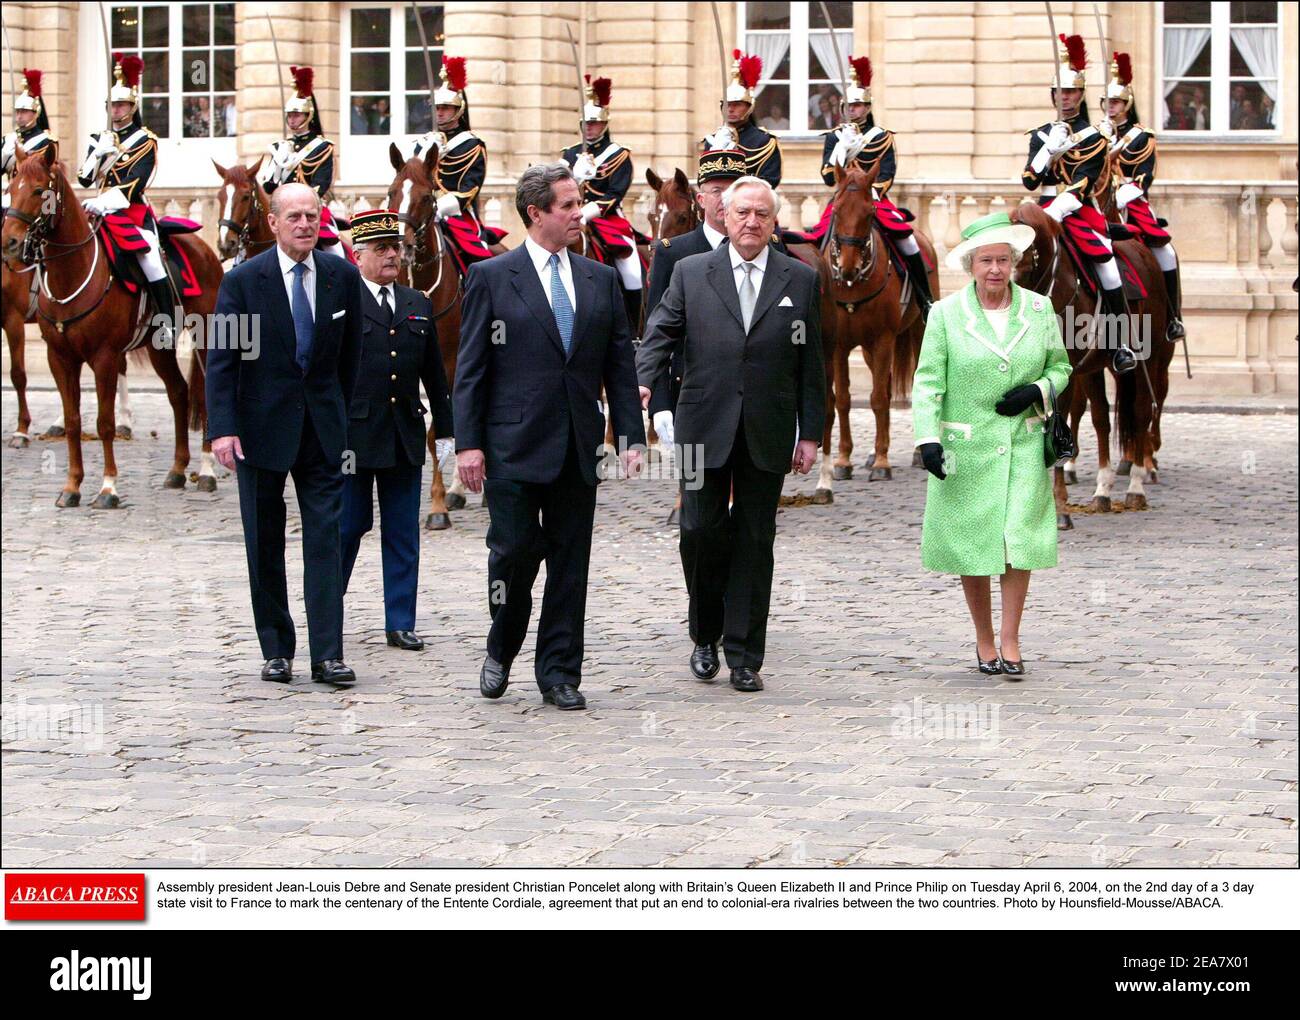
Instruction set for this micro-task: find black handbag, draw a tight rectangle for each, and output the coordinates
[1043,380,1078,468]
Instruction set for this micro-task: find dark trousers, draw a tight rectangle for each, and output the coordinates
[235,413,345,663]
[482,431,597,691]
[340,457,422,632]
[679,423,784,671]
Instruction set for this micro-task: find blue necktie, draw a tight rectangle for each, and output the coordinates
[548,252,574,355]
[290,260,315,373]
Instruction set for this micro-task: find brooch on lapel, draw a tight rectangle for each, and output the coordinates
[1031,296,1045,312]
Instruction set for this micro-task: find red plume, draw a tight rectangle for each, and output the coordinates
[1059,33,1087,72]
[849,55,872,88]
[22,68,42,98]
[442,55,467,93]
[120,54,144,88]
[737,53,762,90]
[590,76,611,107]
[733,48,742,60]
[1114,51,1133,86]
[290,65,314,98]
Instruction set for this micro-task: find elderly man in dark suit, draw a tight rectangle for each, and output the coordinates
[339,209,454,652]
[455,162,645,711]
[638,176,824,693]
[206,182,363,685]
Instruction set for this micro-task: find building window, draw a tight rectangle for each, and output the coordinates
[1161,1,1279,134]
[109,2,236,139]
[738,1,853,136]
[345,4,443,138]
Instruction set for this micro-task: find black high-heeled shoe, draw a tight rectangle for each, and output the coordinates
[999,653,1025,679]
[976,649,1003,675]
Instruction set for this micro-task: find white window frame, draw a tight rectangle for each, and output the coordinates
[1157,0,1282,141]
[339,2,444,186]
[736,1,854,140]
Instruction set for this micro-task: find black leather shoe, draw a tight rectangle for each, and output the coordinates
[690,642,720,680]
[479,655,509,699]
[542,683,586,710]
[311,659,356,684]
[729,667,763,692]
[386,630,425,651]
[999,654,1026,679]
[976,649,1003,676]
[1112,345,1137,374]
[261,657,293,683]
[1166,317,1185,342]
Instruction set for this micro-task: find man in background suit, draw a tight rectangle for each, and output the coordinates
[455,162,645,711]
[638,176,824,693]
[207,182,363,685]
[339,209,454,652]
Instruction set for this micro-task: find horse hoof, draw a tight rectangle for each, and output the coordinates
[8,435,30,449]
[911,450,923,468]
[163,471,186,490]
[1057,513,1073,531]
[1090,495,1112,513]
[115,425,132,440]
[865,453,876,468]
[832,464,853,481]
[444,493,467,511]
[1063,468,1077,485]
[196,475,217,493]
[666,507,680,526]
[55,491,81,508]
[1125,493,1148,511]
[868,466,893,481]
[90,491,122,510]
[425,512,452,531]
[42,425,66,439]
[811,488,833,505]
[1116,459,1132,476]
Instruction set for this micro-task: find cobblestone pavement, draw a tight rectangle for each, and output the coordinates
[2,385,1296,869]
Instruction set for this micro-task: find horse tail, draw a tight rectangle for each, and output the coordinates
[891,319,920,399]
[1115,363,1138,460]
[187,349,206,433]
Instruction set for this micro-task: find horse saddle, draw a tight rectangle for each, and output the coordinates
[98,215,203,300]
[1056,228,1148,302]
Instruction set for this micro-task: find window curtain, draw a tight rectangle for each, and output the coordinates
[808,30,853,94]
[1162,25,1211,122]
[1231,26,1278,101]
[746,34,791,98]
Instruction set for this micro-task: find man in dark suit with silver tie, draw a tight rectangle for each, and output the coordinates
[339,209,454,653]
[454,162,646,711]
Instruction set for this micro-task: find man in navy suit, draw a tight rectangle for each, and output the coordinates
[206,182,363,685]
[454,162,646,711]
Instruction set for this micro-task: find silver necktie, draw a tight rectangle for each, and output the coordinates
[739,261,757,332]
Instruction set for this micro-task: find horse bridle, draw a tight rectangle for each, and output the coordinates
[828,186,877,288]
[650,190,699,241]
[219,181,268,262]
[393,192,459,321]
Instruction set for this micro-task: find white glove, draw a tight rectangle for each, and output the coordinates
[435,193,461,221]
[1098,118,1117,143]
[90,131,120,160]
[1043,191,1082,222]
[829,123,866,167]
[83,188,128,217]
[1045,122,1072,154]
[571,152,598,184]
[413,131,446,157]
[0,134,16,175]
[434,437,454,463]
[1114,181,1143,210]
[652,410,675,447]
[580,200,601,224]
[704,126,737,151]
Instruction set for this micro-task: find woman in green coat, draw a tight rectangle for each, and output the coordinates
[912,212,1072,678]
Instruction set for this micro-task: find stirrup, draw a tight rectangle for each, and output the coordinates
[1165,317,1185,342]
[1112,346,1137,374]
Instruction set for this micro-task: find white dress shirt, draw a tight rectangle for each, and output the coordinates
[728,241,769,299]
[524,234,576,312]
[702,221,727,251]
[361,275,396,312]
[277,246,316,318]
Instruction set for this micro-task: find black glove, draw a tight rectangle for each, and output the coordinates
[918,442,946,480]
[995,383,1041,417]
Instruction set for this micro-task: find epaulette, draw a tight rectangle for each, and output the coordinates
[770,233,780,244]
[660,237,671,248]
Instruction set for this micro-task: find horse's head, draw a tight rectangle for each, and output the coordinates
[2,144,62,268]
[645,166,697,242]
[387,141,439,265]
[829,163,878,284]
[1009,200,1060,292]
[212,156,266,259]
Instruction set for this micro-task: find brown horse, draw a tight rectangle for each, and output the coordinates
[1,257,38,445]
[1010,200,1167,525]
[212,156,273,263]
[644,167,699,245]
[819,163,937,497]
[1,146,222,506]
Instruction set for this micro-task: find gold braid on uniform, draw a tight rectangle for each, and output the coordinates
[293,141,334,191]
[586,147,630,211]
[1114,129,1155,192]
[1058,132,1108,196]
[436,142,484,202]
[741,135,779,176]
[106,134,157,203]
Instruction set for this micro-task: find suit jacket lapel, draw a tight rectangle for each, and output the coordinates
[260,248,297,363]
[706,244,745,332]
[307,253,335,369]
[747,256,791,334]
[1003,285,1031,356]
[362,282,388,329]
[962,282,1011,361]
[567,257,594,362]
[508,245,565,355]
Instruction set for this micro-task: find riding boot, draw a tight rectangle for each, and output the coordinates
[903,251,934,320]
[146,277,180,349]
[1161,267,1185,342]
[622,285,643,340]
[1098,283,1136,374]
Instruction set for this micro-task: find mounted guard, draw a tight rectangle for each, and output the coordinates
[2,68,55,196]
[702,49,781,189]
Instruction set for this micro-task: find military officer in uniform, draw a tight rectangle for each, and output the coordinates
[1101,52,1184,342]
[562,74,643,336]
[2,68,55,199]
[702,49,782,189]
[339,209,455,652]
[1023,34,1137,374]
[260,65,344,258]
[76,52,179,343]
[410,55,506,269]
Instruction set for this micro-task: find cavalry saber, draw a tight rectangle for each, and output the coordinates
[408,2,436,130]
[817,1,849,108]
[96,2,115,133]
[264,12,287,139]
[2,20,16,114]
[709,2,729,104]
[1045,2,1064,124]
[1092,3,1109,67]
[563,23,588,153]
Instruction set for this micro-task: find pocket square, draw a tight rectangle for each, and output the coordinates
[331,308,346,320]
[778,295,793,307]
